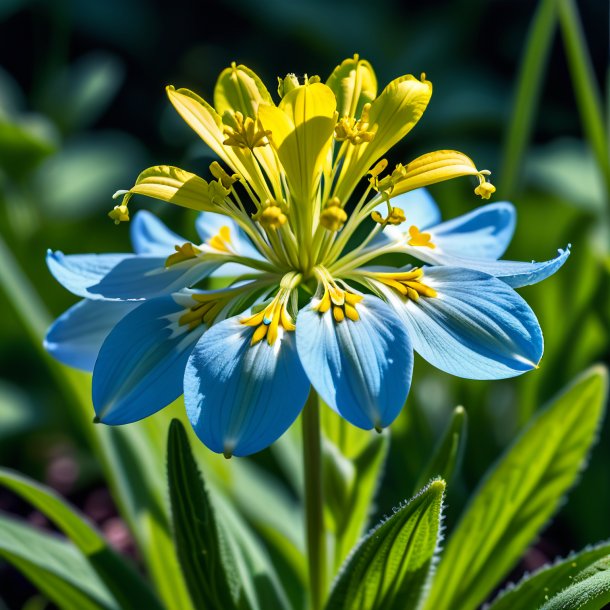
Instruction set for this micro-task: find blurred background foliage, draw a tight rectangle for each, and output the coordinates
[0,0,608,607]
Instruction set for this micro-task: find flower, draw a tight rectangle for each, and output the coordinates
[45,56,568,457]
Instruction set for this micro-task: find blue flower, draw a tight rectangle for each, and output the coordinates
[45,59,569,456]
[46,192,565,457]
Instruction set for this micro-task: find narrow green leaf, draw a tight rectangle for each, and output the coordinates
[498,0,557,197]
[415,406,467,491]
[321,404,390,571]
[425,366,608,610]
[541,556,610,610]
[326,479,445,610]
[489,541,610,609]
[0,468,163,610]
[167,418,241,610]
[0,513,118,610]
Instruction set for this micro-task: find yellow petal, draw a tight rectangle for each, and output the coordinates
[326,54,377,118]
[390,150,480,196]
[258,82,337,204]
[334,74,432,201]
[128,165,219,211]
[214,63,274,118]
[167,85,273,200]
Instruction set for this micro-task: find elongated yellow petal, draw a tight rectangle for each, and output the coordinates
[128,165,219,211]
[334,74,432,201]
[167,85,273,201]
[214,63,274,118]
[390,150,480,196]
[258,83,337,204]
[326,54,377,118]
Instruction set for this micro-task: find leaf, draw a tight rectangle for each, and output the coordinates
[0,380,41,441]
[425,365,608,610]
[540,556,610,610]
[321,403,390,571]
[489,541,610,609]
[0,468,163,610]
[166,418,242,610]
[415,405,467,491]
[0,513,119,610]
[326,479,445,610]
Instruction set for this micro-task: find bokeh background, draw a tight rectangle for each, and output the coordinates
[1,0,608,607]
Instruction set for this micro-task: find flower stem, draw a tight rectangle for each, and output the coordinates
[302,388,327,610]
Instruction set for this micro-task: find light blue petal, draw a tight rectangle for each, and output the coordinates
[44,299,137,372]
[296,295,413,430]
[405,245,570,288]
[93,295,205,424]
[428,201,516,259]
[371,189,441,248]
[130,210,185,255]
[196,211,265,261]
[47,250,220,300]
[389,189,442,229]
[382,267,543,379]
[184,315,309,457]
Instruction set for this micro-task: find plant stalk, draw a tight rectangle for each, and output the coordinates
[302,388,327,610]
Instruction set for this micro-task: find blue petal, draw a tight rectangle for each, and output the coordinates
[296,295,413,430]
[184,315,309,457]
[47,250,220,300]
[405,245,570,288]
[389,189,442,229]
[44,299,137,371]
[381,267,543,379]
[428,201,516,259]
[196,212,266,278]
[130,210,185,256]
[93,295,205,424]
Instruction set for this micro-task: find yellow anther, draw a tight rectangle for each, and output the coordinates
[108,204,129,224]
[333,306,345,323]
[241,285,297,346]
[369,158,388,178]
[320,198,348,232]
[207,225,232,253]
[369,268,437,301]
[334,104,375,144]
[408,225,436,248]
[209,161,239,189]
[166,242,202,267]
[223,111,271,149]
[259,204,287,229]
[313,270,363,323]
[371,206,405,226]
[474,180,496,200]
[178,292,232,331]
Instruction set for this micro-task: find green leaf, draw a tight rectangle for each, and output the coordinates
[541,556,610,610]
[425,366,608,610]
[415,406,467,491]
[325,479,445,610]
[0,468,163,610]
[321,404,390,571]
[489,541,610,609]
[0,380,41,441]
[166,418,242,610]
[0,513,119,610]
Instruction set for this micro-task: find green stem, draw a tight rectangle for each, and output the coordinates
[302,389,327,610]
[557,0,610,201]
[498,0,557,197]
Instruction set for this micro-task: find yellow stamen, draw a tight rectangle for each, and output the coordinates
[320,197,348,231]
[258,204,287,229]
[334,104,375,144]
[207,225,232,253]
[313,269,363,323]
[209,161,239,189]
[371,206,405,226]
[408,225,436,248]
[370,268,437,300]
[223,111,271,149]
[108,204,130,224]
[166,242,202,267]
[474,173,496,199]
[241,277,299,346]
